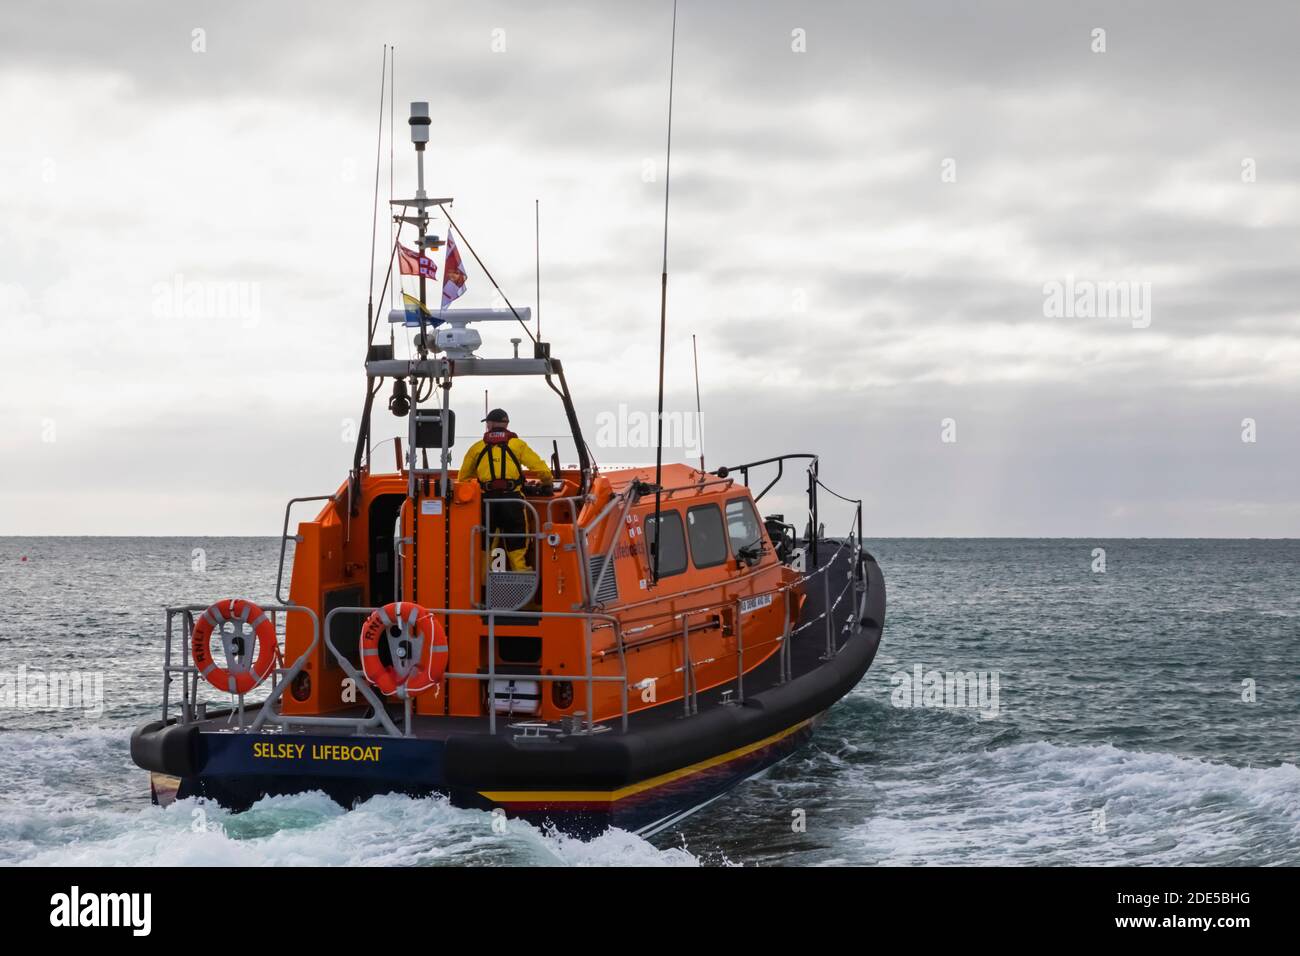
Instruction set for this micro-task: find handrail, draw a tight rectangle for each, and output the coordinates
[715,453,818,503]
[814,476,864,551]
[575,486,636,608]
[714,453,822,561]
[275,494,338,605]
[609,525,857,637]
[605,536,851,659]
[323,604,629,735]
[157,517,863,742]
[160,602,320,732]
[540,490,586,527]
[461,492,595,609]
[612,525,862,702]
[250,603,326,733]
[587,489,638,609]
[657,476,736,499]
[470,496,544,611]
[714,453,865,575]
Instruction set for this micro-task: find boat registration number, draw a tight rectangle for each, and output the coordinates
[740,594,773,614]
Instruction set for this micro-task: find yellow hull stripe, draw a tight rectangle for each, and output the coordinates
[480,717,815,805]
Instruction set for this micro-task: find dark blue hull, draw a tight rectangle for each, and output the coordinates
[155,716,820,837]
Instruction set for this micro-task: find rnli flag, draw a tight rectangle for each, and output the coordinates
[401,292,442,327]
[441,233,468,308]
[397,242,438,279]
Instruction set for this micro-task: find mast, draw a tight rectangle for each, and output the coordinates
[652,0,678,584]
[409,101,432,357]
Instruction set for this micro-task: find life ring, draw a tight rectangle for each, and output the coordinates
[192,598,277,695]
[359,602,448,697]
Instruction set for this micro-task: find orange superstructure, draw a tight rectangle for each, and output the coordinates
[278,458,800,729]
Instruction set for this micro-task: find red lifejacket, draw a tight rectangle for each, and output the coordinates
[473,428,525,493]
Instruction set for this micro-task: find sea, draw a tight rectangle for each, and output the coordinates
[0,537,1296,866]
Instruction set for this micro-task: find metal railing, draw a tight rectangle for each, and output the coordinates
[321,605,630,735]
[159,602,319,732]
[162,472,868,741]
[158,600,631,738]
[275,494,338,605]
[471,482,639,613]
[470,496,545,610]
[580,488,639,608]
[156,537,865,741]
[612,518,868,713]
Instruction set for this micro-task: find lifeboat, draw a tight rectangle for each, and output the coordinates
[129,100,886,838]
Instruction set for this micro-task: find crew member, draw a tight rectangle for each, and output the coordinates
[458,408,553,571]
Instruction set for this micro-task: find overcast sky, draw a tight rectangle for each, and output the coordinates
[1,0,1297,536]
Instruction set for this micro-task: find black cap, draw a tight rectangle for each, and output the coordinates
[482,408,509,423]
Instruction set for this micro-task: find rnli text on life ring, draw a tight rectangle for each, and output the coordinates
[359,602,448,697]
[192,598,278,695]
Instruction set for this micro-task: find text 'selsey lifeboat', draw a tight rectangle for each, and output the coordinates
[130,94,886,838]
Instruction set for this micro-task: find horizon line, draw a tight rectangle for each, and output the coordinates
[2,534,1299,541]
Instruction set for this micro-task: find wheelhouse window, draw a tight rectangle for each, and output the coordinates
[686,504,727,569]
[644,509,687,577]
[725,497,763,556]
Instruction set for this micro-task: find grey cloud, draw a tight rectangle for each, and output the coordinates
[2,0,1297,535]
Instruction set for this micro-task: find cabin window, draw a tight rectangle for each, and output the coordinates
[686,504,728,569]
[725,497,763,556]
[644,509,687,577]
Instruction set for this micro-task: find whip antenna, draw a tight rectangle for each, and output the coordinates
[692,332,705,473]
[651,0,678,584]
[366,45,388,347]
[389,46,396,318]
[535,198,541,340]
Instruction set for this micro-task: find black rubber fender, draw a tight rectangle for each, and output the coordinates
[130,718,201,777]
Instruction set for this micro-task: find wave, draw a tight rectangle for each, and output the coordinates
[840,740,1300,866]
[0,727,698,867]
[8,791,699,867]
[3,725,1296,866]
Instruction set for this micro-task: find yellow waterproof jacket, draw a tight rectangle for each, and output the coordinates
[458,431,553,486]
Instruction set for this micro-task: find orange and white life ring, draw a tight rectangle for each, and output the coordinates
[359,602,448,697]
[192,598,277,695]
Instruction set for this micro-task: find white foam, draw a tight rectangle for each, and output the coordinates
[2,781,699,867]
[5,726,1296,866]
[845,741,1300,865]
[0,724,703,865]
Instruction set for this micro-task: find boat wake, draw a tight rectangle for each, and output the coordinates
[837,739,1300,866]
[0,727,698,866]
[658,694,1300,866]
[4,711,1296,866]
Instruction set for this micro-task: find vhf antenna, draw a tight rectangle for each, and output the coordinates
[651,0,678,585]
[535,198,541,341]
[366,45,388,350]
[692,332,705,473]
